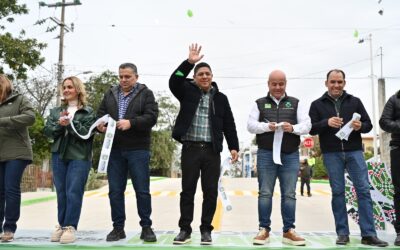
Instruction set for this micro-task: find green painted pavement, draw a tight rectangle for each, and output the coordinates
[2,231,398,249]
[21,196,56,206]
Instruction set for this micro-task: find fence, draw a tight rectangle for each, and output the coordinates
[21,164,53,192]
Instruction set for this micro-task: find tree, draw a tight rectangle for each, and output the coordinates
[29,112,51,165]
[150,130,176,176]
[0,1,46,79]
[85,71,118,169]
[149,92,179,176]
[17,76,56,116]
[155,91,179,130]
[85,70,118,112]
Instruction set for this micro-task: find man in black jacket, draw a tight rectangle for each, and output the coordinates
[309,69,387,247]
[97,63,158,242]
[169,44,239,245]
[379,90,400,246]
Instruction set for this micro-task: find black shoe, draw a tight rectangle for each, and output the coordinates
[336,235,350,245]
[200,231,212,245]
[106,228,126,242]
[173,230,191,245]
[361,236,388,247]
[395,233,400,246]
[140,227,157,242]
[301,193,304,196]
[308,193,312,197]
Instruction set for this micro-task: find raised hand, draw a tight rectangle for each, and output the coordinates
[188,43,204,64]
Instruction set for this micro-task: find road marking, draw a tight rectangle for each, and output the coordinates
[83,189,332,198]
[212,198,223,231]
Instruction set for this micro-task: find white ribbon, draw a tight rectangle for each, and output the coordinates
[218,157,233,211]
[335,113,361,141]
[69,114,116,173]
[69,114,110,140]
[272,122,285,165]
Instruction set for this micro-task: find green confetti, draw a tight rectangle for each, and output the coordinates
[175,70,184,77]
[187,9,193,18]
[353,29,359,38]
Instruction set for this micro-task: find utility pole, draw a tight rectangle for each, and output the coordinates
[39,0,82,106]
[367,34,379,160]
[377,47,390,166]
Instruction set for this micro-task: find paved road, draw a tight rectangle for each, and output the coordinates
[19,177,364,233]
[13,177,396,249]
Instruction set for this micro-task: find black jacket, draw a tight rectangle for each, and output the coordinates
[309,91,372,153]
[97,83,158,150]
[169,60,239,153]
[379,90,400,147]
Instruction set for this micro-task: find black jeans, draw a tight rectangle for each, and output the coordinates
[300,178,311,195]
[391,147,400,233]
[179,142,220,234]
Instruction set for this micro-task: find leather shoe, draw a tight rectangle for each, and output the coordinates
[336,235,349,245]
[395,233,400,246]
[173,230,191,245]
[200,231,212,245]
[106,228,126,242]
[361,236,388,247]
[140,227,157,242]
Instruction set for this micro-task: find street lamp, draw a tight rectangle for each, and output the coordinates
[359,34,378,160]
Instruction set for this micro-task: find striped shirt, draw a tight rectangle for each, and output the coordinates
[182,88,214,142]
[118,83,139,119]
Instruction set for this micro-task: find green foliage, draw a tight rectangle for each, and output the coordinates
[84,71,117,169]
[150,130,176,176]
[155,91,179,130]
[150,92,179,176]
[29,112,50,165]
[364,151,373,161]
[0,2,46,79]
[85,71,118,111]
[312,156,328,179]
[0,1,28,22]
[85,169,106,191]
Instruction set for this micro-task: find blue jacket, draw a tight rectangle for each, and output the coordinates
[169,60,239,153]
[309,91,372,153]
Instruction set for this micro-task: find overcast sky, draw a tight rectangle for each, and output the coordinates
[8,0,400,154]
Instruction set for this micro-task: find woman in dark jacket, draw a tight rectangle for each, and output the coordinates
[0,74,35,242]
[44,76,96,244]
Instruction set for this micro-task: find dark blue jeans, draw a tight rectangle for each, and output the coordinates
[107,149,152,229]
[323,150,376,237]
[0,160,29,233]
[256,149,299,232]
[52,153,91,229]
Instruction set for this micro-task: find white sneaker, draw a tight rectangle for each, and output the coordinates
[50,225,64,242]
[60,226,76,244]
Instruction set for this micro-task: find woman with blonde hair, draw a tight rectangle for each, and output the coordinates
[0,74,35,242]
[44,76,96,244]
